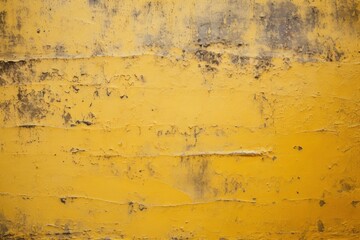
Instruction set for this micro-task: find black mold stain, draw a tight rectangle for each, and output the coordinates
[317,220,325,232]
[60,198,67,204]
[195,50,221,65]
[230,55,250,66]
[16,88,50,121]
[39,69,63,82]
[254,55,273,79]
[0,100,11,122]
[0,60,27,85]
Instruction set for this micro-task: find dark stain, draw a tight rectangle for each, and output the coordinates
[190,158,209,197]
[39,69,63,81]
[62,111,72,124]
[351,200,360,207]
[333,0,359,28]
[92,42,105,56]
[59,197,77,204]
[195,50,221,65]
[196,1,248,46]
[75,120,92,126]
[317,220,325,232]
[55,44,66,56]
[120,95,128,99]
[261,1,306,50]
[132,9,141,19]
[16,88,50,121]
[0,11,6,35]
[19,124,36,128]
[70,148,85,154]
[0,223,8,237]
[324,40,344,62]
[254,55,273,79]
[293,146,303,151]
[0,100,11,122]
[88,0,100,6]
[338,179,355,192]
[0,60,27,85]
[230,55,250,66]
[128,202,147,214]
[224,178,245,194]
[319,200,326,207]
[138,204,147,211]
[16,15,22,30]
[306,6,320,29]
[72,85,80,93]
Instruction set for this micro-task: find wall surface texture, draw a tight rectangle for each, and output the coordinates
[0,0,360,239]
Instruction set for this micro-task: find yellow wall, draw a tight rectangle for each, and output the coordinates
[0,0,359,239]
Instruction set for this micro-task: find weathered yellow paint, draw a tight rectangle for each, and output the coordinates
[0,0,359,239]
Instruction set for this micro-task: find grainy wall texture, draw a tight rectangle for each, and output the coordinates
[0,0,360,239]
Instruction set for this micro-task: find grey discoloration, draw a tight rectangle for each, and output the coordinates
[333,0,359,28]
[55,44,66,56]
[260,1,307,50]
[191,158,209,197]
[196,0,250,46]
[306,6,320,29]
[317,220,325,232]
[88,0,100,6]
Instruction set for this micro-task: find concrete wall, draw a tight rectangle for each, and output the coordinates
[0,0,359,239]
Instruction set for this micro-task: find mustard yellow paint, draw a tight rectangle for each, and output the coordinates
[0,0,359,239]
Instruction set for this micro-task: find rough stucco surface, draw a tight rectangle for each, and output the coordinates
[0,0,359,239]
